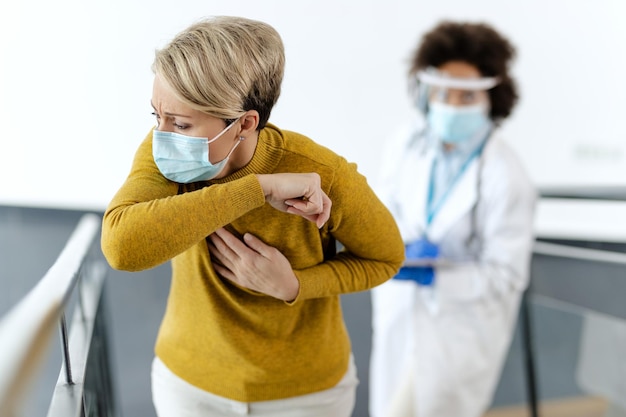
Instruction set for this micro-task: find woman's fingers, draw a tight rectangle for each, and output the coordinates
[285,192,332,228]
[208,228,246,268]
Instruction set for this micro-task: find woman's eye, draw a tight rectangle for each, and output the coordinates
[173,123,188,130]
[151,112,161,127]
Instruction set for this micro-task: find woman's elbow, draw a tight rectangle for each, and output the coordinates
[101,238,140,272]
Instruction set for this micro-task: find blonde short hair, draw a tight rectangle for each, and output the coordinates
[153,16,285,130]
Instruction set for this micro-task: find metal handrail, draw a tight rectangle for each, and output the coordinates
[533,240,626,265]
[539,186,626,201]
[0,214,103,417]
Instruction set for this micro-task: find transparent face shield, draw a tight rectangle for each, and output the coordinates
[411,67,500,112]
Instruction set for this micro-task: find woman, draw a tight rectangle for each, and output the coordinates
[369,21,536,417]
[101,16,404,417]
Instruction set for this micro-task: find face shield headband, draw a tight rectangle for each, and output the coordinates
[416,67,500,90]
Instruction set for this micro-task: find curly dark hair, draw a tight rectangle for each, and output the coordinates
[410,21,518,121]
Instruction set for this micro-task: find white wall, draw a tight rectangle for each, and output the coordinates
[1,0,625,211]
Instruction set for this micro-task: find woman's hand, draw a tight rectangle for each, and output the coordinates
[256,173,331,228]
[207,228,300,302]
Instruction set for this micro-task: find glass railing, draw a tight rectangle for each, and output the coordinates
[522,240,626,417]
[0,214,117,417]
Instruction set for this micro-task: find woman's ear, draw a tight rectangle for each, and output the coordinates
[239,110,260,135]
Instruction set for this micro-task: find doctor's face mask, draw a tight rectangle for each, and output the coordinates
[427,101,490,145]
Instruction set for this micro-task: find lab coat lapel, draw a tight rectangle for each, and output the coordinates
[427,157,479,241]
[400,147,434,242]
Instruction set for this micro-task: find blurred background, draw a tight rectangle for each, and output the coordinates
[1,0,625,416]
[1,0,625,208]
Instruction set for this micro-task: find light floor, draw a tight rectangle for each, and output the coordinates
[486,395,609,417]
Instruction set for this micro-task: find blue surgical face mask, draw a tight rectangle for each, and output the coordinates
[152,121,243,183]
[427,102,491,145]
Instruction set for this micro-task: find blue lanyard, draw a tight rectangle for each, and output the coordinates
[426,141,486,226]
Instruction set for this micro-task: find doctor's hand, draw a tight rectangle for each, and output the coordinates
[405,238,440,261]
[207,228,300,302]
[393,266,435,286]
[256,173,331,229]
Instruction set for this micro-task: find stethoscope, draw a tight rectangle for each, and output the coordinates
[409,125,491,253]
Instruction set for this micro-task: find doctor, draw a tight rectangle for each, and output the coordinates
[369,21,536,417]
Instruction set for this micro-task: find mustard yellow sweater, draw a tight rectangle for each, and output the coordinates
[101,123,404,402]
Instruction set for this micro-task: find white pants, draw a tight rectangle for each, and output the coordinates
[151,355,358,417]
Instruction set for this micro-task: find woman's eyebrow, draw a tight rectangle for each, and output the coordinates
[150,101,192,118]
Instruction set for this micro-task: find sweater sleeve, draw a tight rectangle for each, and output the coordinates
[292,159,405,301]
[101,132,266,271]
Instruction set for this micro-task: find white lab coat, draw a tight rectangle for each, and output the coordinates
[369,122,536,417]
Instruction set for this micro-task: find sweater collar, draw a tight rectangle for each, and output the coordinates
[210,123,284,183]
